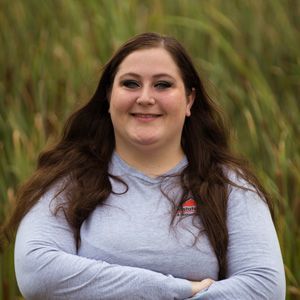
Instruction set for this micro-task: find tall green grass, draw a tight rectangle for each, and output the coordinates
[0,0,299,299]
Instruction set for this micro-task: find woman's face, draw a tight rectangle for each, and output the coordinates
[109,47,194,154]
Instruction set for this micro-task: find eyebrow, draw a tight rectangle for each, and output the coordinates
[118,72,175,80]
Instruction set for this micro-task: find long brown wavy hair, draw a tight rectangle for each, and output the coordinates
[1,32,272,279]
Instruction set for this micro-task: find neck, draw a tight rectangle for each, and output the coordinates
[115,143,185,177]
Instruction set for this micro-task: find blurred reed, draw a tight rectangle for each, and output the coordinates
[0,0,299,299]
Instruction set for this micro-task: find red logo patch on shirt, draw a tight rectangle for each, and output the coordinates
[177,198,197,216]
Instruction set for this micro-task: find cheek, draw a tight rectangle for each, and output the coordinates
[110,90,132,113]
[161,93,189,116]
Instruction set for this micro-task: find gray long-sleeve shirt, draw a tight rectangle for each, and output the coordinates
[14,153,286,299]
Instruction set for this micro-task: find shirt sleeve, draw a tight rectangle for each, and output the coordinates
[14,185,192,300]
[189,181,286,300]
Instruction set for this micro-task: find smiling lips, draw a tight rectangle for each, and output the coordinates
[131,113,162,121]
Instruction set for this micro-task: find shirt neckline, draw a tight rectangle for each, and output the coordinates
[111,151,188,184]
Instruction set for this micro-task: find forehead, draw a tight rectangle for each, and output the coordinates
[115,48,182,78]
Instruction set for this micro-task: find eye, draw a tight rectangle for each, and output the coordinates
[121,80,140,89]
[154,81,172,89]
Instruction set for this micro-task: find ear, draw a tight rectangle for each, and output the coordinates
[185,88,195,117]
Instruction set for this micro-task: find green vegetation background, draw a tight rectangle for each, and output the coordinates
[0,0,299,299]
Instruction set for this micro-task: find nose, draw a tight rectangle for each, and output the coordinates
[136,86,155,105]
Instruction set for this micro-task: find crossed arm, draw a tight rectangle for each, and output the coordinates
[14,184,285,299]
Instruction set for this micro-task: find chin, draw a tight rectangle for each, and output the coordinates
[132,136,160,147]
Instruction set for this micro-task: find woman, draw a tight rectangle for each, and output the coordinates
[2,32,285,299]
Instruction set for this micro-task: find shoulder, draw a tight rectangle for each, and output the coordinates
[223,170,272,229]
[224,168,256,192]
[223,168,271,225]
[30,178,69,216]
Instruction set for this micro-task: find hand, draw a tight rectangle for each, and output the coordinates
[190,278,215,295]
